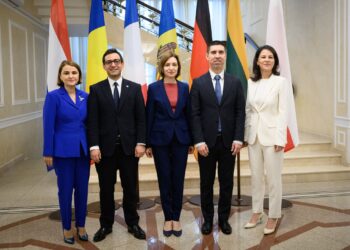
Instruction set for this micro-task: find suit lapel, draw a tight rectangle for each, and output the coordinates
[221,73,231,105]
[173,82,183,117]
[203,73,218,105]
[118,79,130,111]
[59,87,78,109]
[257,75,277,110]
[101,80,116,111]
[159,81,175,118]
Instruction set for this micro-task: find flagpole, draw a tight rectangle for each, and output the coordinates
[232,152,251,206]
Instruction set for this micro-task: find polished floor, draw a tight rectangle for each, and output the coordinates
[0,158,349,250]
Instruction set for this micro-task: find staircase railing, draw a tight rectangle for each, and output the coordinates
[103,0,259,52]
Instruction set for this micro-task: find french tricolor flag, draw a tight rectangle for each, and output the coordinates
[46,0,71,92]
[266,0,299,152]
[123,0,147,102]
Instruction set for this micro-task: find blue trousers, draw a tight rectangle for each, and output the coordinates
[54,156,90,230]
[152,138,188,221]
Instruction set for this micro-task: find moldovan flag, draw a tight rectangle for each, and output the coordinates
[226,0,249,96]
[86,0,108,92]
[266,0,299,151]
[46,0,71,92]
[157,0,178,78]
[123,0,147,101]
[189,0,212,88]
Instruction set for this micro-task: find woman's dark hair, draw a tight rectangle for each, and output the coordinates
[158,52,181,79]
[251,45,280,82]
[57,60,82,86]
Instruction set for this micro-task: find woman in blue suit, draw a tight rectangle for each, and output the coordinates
[146,52,192,237]
[43,60,90,244]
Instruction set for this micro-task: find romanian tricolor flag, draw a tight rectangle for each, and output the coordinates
[226,0,249,96]
[157,0,178,77]
[189,0,212,88]
[86,0,108,92]
[266,0,299,151]
[46,0,71,91]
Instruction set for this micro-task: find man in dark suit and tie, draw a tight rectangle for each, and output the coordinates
[87,48,146,241]
[190,40,245,235]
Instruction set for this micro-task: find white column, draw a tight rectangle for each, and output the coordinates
[334,0,350,165]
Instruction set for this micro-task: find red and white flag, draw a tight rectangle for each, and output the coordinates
[123,0,147,102]
[266,0,299,152]
[46,0,71,92]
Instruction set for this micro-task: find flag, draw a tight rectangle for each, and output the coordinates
[157,0,178,78]
[86,0,108,92]
[123,0,147,101]
[46,0,71,92]
[266,0,299,152]
[189,0,212,88]
[226,0,249,96]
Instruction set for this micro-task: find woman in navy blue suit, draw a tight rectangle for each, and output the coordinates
[43,60,90,244]
[146,52,192,237]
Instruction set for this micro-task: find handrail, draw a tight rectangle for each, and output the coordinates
[103,0,259,52]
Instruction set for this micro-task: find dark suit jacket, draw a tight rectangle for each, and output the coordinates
[190,72,245,148]
[43,87,88,157]
[146,80,191,146]
[87,78,146,156]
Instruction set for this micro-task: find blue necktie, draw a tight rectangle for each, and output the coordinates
[214,75,222,131]
[214,75,222,103]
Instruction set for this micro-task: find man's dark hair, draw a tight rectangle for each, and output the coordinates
[207,40,227,53]
[102,48,124,64]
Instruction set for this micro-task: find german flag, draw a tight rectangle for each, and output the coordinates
[189,0,212,88]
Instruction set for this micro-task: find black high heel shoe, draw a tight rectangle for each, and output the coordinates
[77,228,89,241]
[63,230,74,244]
[63,236,75,244]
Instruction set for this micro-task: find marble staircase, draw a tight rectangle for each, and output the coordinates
[88,132,350,193]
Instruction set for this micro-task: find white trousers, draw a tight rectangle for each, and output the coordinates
[248,138,284,218]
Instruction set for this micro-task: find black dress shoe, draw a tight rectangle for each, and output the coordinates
[93,227,112,242]
[128,225,146,240]
[219,221,232,235]
[201,221,213,235]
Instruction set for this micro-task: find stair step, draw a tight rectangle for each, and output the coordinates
[138,150,342,169]
[88,132,347,193]
[89,164,350,192]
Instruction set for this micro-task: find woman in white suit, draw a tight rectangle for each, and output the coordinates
[244,45,287,235]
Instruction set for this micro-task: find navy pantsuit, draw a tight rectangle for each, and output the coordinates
[43,87,90,230]
[146,80,192,221]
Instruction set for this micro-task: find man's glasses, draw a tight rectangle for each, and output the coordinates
[104,59,122,66]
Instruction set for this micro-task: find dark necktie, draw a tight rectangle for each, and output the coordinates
[113,82,119,109]
[214,75,222,131]
[214,75,222,103]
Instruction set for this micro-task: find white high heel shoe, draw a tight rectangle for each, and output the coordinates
[263,218,279,235]
[244,213,264,229]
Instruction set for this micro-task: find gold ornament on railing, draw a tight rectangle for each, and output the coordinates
[149,13,156,29]
[180,28,188,50]
[116,0,124,14]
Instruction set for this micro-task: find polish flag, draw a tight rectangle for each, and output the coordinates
[123,0,147,102]
[266,0,299,152]
[46,0,71,92]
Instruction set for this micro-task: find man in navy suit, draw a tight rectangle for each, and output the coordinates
[87,48,146,241]
[190,41,245,235]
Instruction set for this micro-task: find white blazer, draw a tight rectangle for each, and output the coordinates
[244,74,287,147]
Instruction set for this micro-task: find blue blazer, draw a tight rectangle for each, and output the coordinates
[146,80,192,146]
[43,86,89,158]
